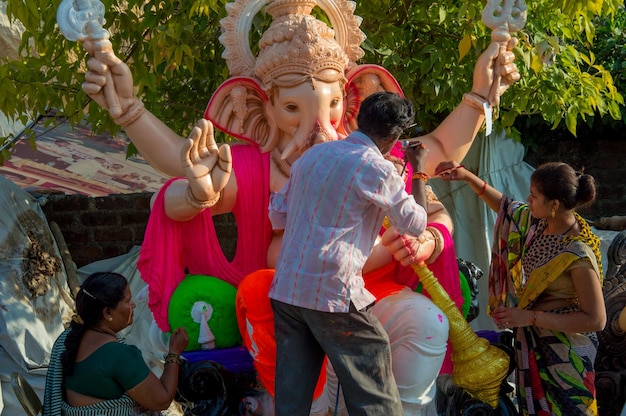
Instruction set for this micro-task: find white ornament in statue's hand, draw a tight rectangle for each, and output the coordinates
[181,119,232,204]
[479,0,527,106]
[57,0,108,42]
[57,0,129,118]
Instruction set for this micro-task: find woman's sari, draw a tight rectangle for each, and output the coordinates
[43,329,154,416]
[487,197,603,416]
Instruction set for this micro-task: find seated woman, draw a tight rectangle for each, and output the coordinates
[42,272,189,415]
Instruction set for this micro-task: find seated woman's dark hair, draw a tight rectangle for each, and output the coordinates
[61,272,128,375]
[531,162,596,210]
[357,92,415,143]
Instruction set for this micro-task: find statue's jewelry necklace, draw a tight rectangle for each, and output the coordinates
[271,148,292,178]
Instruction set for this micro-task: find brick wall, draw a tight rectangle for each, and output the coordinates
[524,138,625,219]
[36,137,624,268]
[38,192,152,267]
[38,191,237,268]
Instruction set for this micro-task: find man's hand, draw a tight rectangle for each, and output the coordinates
[381,227,433,266]
[404,141,429,174]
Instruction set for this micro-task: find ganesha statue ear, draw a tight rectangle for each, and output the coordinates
[341,64,405,135]
[204,77,275,151]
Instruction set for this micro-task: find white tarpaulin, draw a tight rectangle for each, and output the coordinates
[0,174,180,414]
[0,175,75,415]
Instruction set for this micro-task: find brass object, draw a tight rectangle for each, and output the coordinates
[382,217,509,408]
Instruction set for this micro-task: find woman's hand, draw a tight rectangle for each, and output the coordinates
[169,327,189,355]
[434,161,467,181]
[128,326,190,410]
[491,306,533,329]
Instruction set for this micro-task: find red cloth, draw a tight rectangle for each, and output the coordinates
[363,261,403,299]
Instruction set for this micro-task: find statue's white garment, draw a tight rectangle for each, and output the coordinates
[326,288,449,415]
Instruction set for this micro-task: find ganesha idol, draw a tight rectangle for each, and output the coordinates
[78,0,520,414]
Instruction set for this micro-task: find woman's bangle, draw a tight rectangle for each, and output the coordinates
[531,310,541,326]
[412,171,430,183]
[164,352,182,366]
[476,180,487,196]
[165,358,181,366]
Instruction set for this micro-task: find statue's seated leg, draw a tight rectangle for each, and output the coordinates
[375,288,449,415]
[237,269,279,398]
[236,269,327,415]
[325,288,449,416]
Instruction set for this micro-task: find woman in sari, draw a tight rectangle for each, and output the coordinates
[43,272,189,415]
[435,161,606,415]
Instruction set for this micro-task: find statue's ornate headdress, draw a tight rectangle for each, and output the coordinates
[219,0,365,86]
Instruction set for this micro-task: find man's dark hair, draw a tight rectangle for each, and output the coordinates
[357,92,415,143]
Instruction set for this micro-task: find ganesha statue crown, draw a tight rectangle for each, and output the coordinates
[255,13,349,86]
[265,0,317,16]
[219,0,364,84]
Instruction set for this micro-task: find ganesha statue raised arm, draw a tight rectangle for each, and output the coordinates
[61,0,521,413]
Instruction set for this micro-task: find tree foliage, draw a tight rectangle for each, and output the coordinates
[355,0,624,137]
[0,0,624,163]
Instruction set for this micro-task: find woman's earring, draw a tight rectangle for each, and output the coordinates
[108,317,113,322]
[551,208,555,218]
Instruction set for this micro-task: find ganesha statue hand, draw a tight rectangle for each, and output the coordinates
[172,120,232,220]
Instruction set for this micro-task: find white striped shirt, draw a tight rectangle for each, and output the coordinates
[269,131,427,312]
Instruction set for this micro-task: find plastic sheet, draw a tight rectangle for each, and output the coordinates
[0,176,74,415]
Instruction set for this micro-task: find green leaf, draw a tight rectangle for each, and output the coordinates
[439,6,446,24]
[565,108,578,135]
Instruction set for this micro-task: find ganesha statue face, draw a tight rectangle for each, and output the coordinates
[265,70,345,159]
[205,0,404,163]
